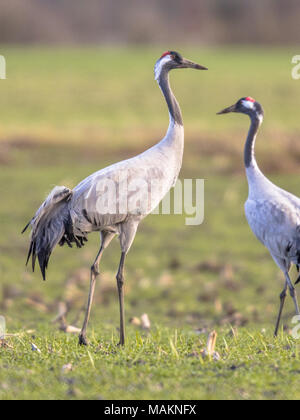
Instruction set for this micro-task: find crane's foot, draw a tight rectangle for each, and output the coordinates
[78,334,89,346]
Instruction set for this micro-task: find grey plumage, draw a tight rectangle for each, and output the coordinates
[24,51,207,346]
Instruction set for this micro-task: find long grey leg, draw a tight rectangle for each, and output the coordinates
[79,231,115,346]
[116,252,126,346]
[286,272,300,317]
[274,281,288,337]
[115,221,138,346]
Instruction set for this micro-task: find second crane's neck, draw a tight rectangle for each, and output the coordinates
[245,115,273,195]
[244,115,263,170]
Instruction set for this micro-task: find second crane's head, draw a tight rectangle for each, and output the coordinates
[154,51,208,81]
[217,97,264,121]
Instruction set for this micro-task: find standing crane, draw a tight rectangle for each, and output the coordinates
[218,97,300,336]
[23,51,207,346]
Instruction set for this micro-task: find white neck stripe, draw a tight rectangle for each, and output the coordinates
[154,55,172,81]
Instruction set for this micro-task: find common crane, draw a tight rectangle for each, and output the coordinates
[218,97,300,336]
[23,51,207,346]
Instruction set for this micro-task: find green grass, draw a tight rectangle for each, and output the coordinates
[1,46,300,400]
[1,327,300,400]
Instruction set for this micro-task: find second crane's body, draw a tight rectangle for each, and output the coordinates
[245,167,300,270]
[24,51,207,346]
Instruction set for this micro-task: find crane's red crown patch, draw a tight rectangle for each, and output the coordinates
[160,51,171,58]
[245,97,256,103]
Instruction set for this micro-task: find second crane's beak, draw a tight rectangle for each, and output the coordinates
[217,104,237,115]
[179,58,208,70]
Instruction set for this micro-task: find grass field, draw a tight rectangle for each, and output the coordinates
[1,47,300,400]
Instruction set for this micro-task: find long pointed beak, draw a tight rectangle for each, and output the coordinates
[217,104,236,115]
[180,58,208,70]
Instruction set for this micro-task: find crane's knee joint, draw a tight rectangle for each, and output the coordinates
[116,273,124,287]
[91,265,100,277]
[280,290,287,300]
[289,286,296,298]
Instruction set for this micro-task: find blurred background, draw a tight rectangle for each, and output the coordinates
[1,0,300,346]
[1,0,300,45]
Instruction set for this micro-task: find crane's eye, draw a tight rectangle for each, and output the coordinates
[171,53,183,63]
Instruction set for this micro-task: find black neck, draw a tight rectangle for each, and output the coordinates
[244,115,261,168]
[158,69,183,126]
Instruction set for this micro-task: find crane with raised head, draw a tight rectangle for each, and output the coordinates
[23,51,207,346]
[218,97,300,336]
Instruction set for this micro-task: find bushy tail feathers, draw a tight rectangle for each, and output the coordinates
[23,186,73,280]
